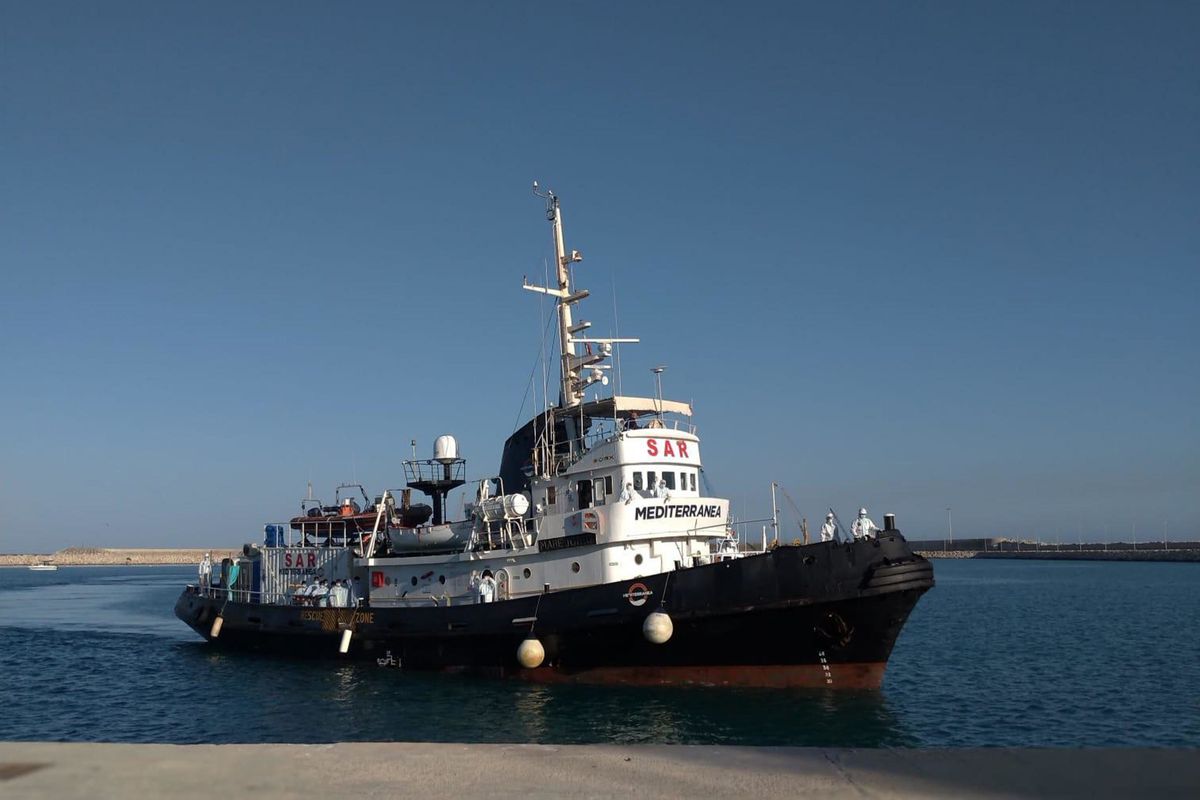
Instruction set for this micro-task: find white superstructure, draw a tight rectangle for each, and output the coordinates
[255,187,738,608]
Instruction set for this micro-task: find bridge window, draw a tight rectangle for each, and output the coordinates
[690,472,696,491]
[605,475,613,494]
[662,472,676,490]
[633,472,643,491]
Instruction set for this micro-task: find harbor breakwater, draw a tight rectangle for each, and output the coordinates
[911,537,1200,562]
[0,547,238,567]
[916,548,1200,562]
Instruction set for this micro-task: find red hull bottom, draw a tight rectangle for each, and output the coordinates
[511,662,887,689]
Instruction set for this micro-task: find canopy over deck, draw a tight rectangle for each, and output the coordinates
[579,395,692,419]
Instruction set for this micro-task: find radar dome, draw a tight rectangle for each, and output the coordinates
[433,435,459,464]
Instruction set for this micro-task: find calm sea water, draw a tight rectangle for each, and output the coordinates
[1,560,1197,746]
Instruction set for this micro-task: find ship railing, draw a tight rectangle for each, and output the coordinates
[264,521,364,549]
[545,417,699,474]
[403,458,466,485]
[471,516,535,552]
[727,517,787,553]
[197,583,364,608]
[532,412,700,474]
[588,416,697,443]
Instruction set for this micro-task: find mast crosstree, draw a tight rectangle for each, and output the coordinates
[523,183,638,410]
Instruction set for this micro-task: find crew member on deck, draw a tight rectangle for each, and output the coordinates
[198,552,212,591]
[852,508,879,540]
[348,576,361,608]
[226,559,240,602]
[620,482,633,505]
[821,513,837,542]
[650,477,662,498]
[478,570,497,604]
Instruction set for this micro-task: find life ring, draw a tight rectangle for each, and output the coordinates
[622,582,652,607]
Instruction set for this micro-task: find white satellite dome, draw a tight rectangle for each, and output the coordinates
[433,435,459,464]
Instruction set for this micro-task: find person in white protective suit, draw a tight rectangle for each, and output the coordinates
[198,552,213,590]
[852,508,879,540]
[820,513,837,542]
[620,482,634,505]
[301,577,320,605]
[478,570,497,604]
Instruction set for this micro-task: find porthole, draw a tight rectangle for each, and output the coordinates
[523,568,532,579]
[438,575,446,584]
[634,554,644,565]
[571,562,581,573]
[410,576,418,586]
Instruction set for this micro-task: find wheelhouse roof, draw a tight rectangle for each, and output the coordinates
[580,395,693,418]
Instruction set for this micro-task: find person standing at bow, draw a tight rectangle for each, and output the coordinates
[852,508,879,540]
[821,513,837,542]
[198,552,213,593]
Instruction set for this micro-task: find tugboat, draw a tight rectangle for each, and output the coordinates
[175,188,933,688]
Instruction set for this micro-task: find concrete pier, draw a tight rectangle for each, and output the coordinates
[1,742,1197,799]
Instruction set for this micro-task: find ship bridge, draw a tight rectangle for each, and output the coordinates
[498,394,695,493]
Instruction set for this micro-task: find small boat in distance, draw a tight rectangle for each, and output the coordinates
[28,561,58,571]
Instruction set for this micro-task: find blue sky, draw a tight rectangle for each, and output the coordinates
[2,1,1197,550]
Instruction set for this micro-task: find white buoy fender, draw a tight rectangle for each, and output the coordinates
[517,636,545,668]
[339,628,353,654]
[643,611,673,644]
[210,616,224,638]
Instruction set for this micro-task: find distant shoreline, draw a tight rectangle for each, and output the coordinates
[6,546,1199,567]
[917,549,1200,562]
[0,548,238,567]
[0,563,197,569]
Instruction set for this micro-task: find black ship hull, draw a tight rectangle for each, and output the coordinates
[175,533,932,689]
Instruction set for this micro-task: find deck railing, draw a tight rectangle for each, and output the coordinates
[195,582,364,608]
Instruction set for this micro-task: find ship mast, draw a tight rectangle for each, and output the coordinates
[524,183,636,410]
